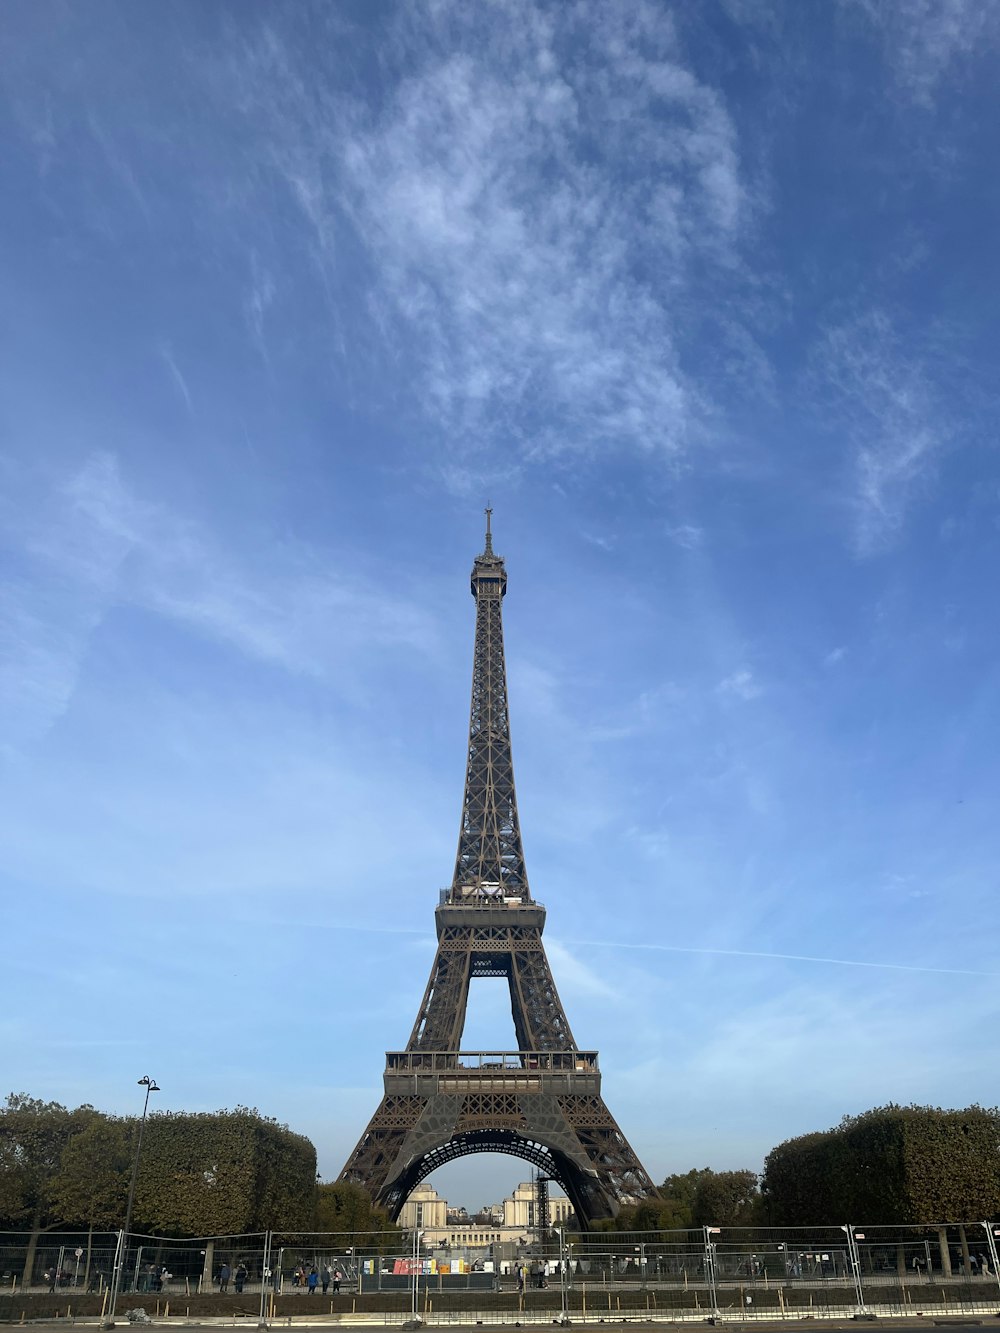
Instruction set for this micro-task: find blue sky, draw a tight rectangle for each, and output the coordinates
[2,0,999,1213]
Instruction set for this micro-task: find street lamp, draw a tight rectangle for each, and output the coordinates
[103,1076,160,1328]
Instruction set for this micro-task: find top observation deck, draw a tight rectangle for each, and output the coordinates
[436,885,546,932]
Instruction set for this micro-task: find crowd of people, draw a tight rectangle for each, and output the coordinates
[513,1258,550,1291]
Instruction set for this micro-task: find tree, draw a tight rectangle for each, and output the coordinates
[656,1168,761,1229]
[691,1169,761,1227]
[314,1181,397,1246]
[135,1106,317,1235]
[762,1104,1000,1226]
[590,1168,761,1234]
[47,1115,132,1228]
[0,1093,98,1281]
[658,1169,710,1229]
[760,1131,843,1226]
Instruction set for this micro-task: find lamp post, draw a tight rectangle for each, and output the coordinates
[103,1076,160,1329]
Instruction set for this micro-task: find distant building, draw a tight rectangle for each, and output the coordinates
[397,1180,575,1250]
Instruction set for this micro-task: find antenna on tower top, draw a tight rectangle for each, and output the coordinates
[484,504,493,555]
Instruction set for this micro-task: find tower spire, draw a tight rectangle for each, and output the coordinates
[484,504,493,555]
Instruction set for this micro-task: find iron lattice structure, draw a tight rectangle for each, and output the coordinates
[340,514,658,1226]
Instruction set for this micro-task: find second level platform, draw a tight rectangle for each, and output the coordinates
[383,1048,601,1097]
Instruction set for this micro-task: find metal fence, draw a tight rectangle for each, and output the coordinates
[1,1221,999,1322]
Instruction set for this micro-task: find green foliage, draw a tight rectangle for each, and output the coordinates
[655,1168,761,1228]
[895,1105,1000,1222]
[0,1093,97,1229]
[47,1115,132,1228]
[595,1168,761,1233]
[690,1168,761,1227]
[760,1131,845,1226]
[0,1092,318,1237]
[762,1104,1000,1224]
[136,1105,317,1234]
[314,1181,398,1244]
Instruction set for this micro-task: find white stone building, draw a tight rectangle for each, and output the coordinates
[397,1179,575,1249]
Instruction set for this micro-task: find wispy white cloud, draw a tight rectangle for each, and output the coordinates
[244,251,276,364]
[816,310,948,554]
[230,2,753,468]
[0,453,442,748]
[848,0,999,105]
[158,341,194,413]
[717,668,761,700]
[86,111,151,222]
[666,523,704,550]
[546,937,619,1002]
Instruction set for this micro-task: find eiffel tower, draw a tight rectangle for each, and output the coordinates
[339,513,658,1226]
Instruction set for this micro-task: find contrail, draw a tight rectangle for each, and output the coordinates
[267,917,998,978]
[562,938,1000,979]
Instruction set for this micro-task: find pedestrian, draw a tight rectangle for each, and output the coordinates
[235,1263,248,1294]
[219,1262,231,1294]
[322,1265,331,1295]
[161,1268,171,1292]
[45,1268,56,1293]
[333,1268,342,1294]
[979,1255,991,1277]
[515,1263,524,1294]
[307,1268,318,1295]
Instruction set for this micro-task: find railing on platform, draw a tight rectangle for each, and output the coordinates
[384,1050,599,1073]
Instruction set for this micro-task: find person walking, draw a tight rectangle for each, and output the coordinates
[307,1268,318,1295]
[332,1269,342,1294]
[234,1263,248,1294]
[219,1262,231,1294]
[322,1265,331,1295]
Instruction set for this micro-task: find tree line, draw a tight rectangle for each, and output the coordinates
[598,1104,1000,1232]
[4,1093,998,1257]
[0,1093,396,1279]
